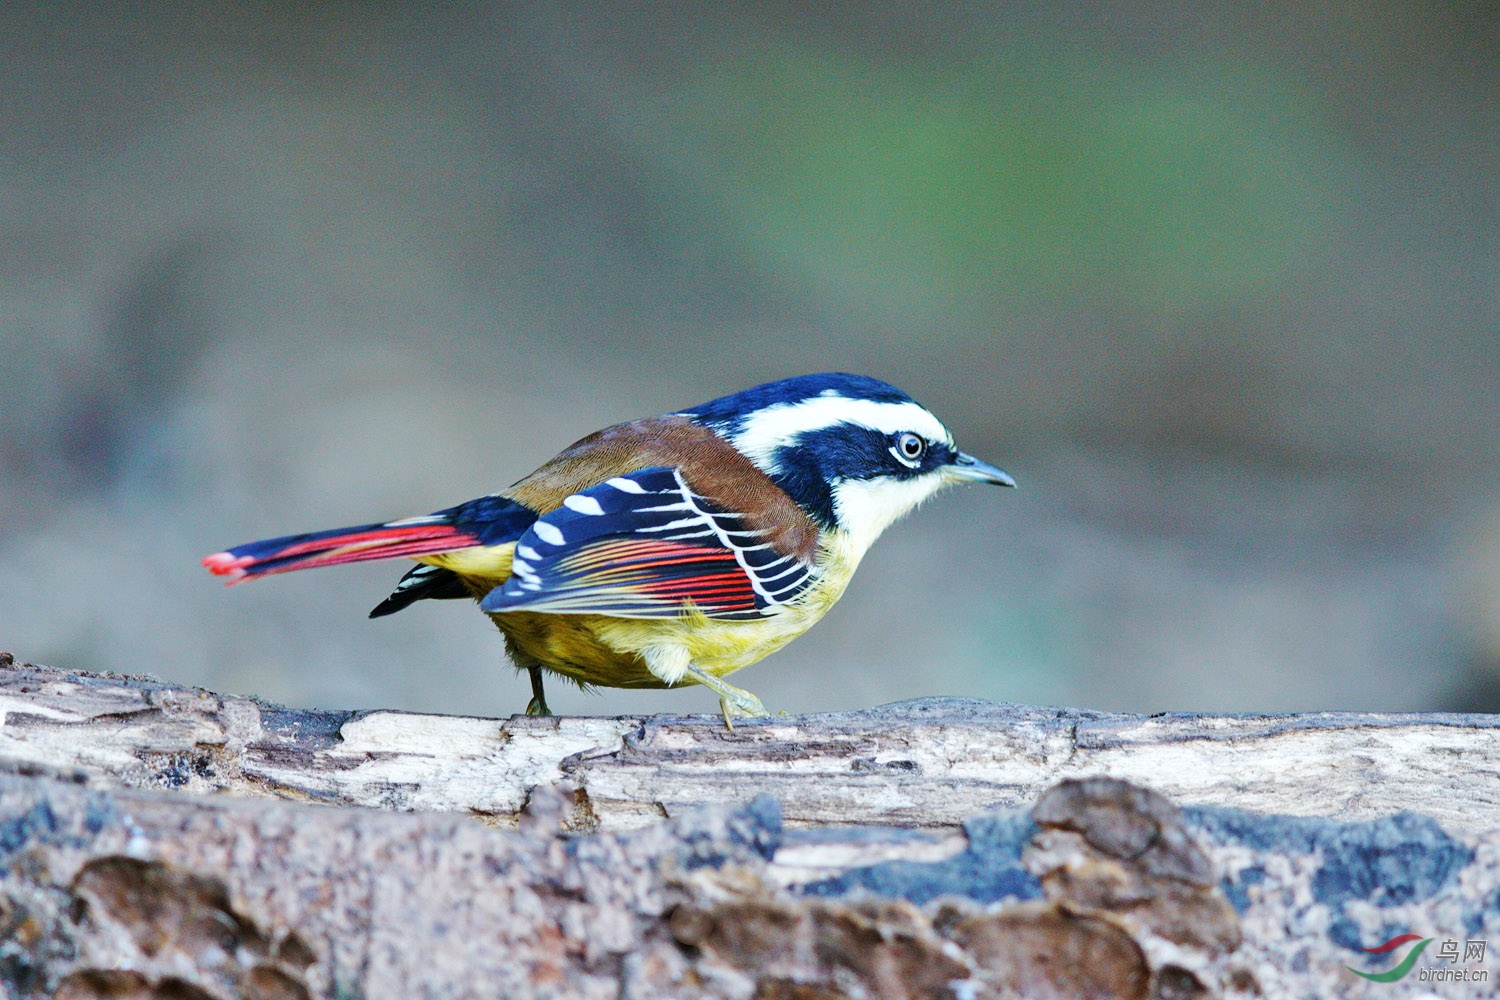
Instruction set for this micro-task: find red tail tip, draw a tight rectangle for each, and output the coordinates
[202,551,252,582]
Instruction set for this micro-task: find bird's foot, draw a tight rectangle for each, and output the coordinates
[716,691,770,731]
[683,665,769,731]
[525,666,552,717]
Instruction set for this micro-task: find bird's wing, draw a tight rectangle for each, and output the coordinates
[479,467,816,620]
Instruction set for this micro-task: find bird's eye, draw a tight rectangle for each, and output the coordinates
[895,432,926,463]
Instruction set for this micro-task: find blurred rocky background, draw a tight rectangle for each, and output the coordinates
[1,3,1495,717]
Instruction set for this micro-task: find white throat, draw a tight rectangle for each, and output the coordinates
[828,473,950,564]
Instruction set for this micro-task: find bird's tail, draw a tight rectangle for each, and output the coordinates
[203,516,479,584]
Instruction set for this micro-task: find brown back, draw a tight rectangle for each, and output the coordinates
[504,417,819,561]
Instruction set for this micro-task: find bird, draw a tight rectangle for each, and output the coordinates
[203,373,1015,725]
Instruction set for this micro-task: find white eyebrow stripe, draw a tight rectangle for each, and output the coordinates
[728,397,951,474]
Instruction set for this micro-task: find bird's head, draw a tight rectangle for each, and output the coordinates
[682,373,1014,556]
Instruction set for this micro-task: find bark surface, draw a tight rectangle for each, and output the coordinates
[0,655,1495,998]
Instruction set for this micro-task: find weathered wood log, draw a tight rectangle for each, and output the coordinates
[2,655,1497,833]
[0,654,1495,998]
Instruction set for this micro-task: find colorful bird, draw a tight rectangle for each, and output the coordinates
[204,374,1015,724]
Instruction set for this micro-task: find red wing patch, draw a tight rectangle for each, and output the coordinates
[550,538,759,614]
[479,467,814,620]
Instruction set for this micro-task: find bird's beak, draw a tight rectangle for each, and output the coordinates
[944,452,1016,487]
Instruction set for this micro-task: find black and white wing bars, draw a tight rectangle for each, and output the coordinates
[479,467,815,620]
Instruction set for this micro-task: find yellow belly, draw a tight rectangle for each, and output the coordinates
[418,533,860,690]
[492,596,838,689]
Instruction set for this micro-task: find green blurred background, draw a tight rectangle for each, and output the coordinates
[2,4,1496,717]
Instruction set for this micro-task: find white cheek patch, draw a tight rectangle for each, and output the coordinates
[728,397,952,475]
[830,473,950,560]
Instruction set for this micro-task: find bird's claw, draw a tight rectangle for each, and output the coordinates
[678,664,770,731]
[717,689,769,731]
[525,666,552,717]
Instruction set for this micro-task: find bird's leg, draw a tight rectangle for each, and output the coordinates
[682,664,769,730]
[525,665,552,717]
[507,639,552,717]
